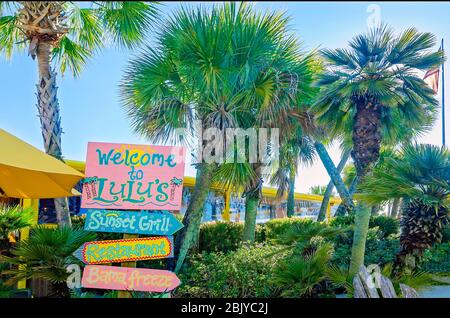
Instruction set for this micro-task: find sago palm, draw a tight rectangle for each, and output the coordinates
[359,144,450,272]
[0,225,95,297]
[0,1,159,226]
[313,25,443,275]
[0,205,34,254]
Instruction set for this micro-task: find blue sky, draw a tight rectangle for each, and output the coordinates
[1,1,449,192]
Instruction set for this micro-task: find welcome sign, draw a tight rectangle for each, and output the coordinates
[81,142,185,210]
[81,265,181,293]
[83,209,184,236]
[73,236,173,264]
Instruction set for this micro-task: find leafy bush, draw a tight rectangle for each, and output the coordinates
[0,226,95,297]
[369,216,399,238]
[175,244,287,298]
[442,224,450,243]
[332,228,399,268]
[264,218,328,241]
[275,243,334,297]
[330,215,399,238]
[420,242,450,273]
[198,221,244,253]
[329,215,354,228]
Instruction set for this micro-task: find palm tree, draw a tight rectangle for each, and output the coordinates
[270,136,316,218]
[359,144,450,272]
[0,1,159,226]
[121,3,317,263]
[0,205,34,255]
[309,184,327,196]
[0,226,95,297]
[313,25,443,275]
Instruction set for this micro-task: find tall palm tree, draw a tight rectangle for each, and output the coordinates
[121,3,318,262]
[313,25,443,275]
[270,136,316,218]
[215,54,318,243]
[359,144,450,272]
[0,1,159,226]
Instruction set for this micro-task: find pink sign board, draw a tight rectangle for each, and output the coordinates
[81,142,185,210]
[81,265,181,292]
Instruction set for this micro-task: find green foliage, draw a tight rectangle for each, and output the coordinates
[309,185,327,196]
[275,218,348,248]
[176,244,287,298]
[442,224,450,243]
[0,1,160,76]
[275,243,334,297]
[381,263,441,293]
[360,144,450,207]
[264,218,323,241]
[0,205,34,241]
[327,263,439,297]
[420,242,450,273]
[369,216,399,238]
[331,226,399,268]
[313,25,442,144]
[0,226,95,287]
[329,215,355,228]
[330,215,399,239]
[198,221,244,253]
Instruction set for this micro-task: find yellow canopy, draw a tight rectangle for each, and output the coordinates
[0,128,84,199]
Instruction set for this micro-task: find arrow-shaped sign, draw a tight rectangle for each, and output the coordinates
[83,209,184,236]
[73,237,173,264]
[81,265,181,293]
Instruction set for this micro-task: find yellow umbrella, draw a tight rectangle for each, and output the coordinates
[0,128,84,199]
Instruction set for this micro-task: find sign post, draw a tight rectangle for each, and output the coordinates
[78,142,185,298]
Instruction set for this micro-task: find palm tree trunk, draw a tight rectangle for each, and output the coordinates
[317,150,351,221]
[242,166,262,243]
[314,141,354,209]
[335,175,359,216]
[243,193,259,243]
[286,169,296,217]
[36,42,71,227]
[348,98,382,276]
[349,203,371,276]
[174,163,216,273]
[269,204,276,219]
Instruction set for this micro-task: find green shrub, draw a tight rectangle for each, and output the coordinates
[264,218,327,241]
[329,215,355,228]
[198,221,244,253]
[442,224,450,243]
[369,216,399,238]
[175,244,287,298]
[331,228,399,268]
[329,215,399,238]
[420,242,450,273]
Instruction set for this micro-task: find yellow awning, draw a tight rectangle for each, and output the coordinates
[0,128,84,199]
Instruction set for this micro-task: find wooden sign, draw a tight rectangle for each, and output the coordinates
[73,237,173,264]
[81,142,185,210]
[83,209,184,236]
[81,265,181,293]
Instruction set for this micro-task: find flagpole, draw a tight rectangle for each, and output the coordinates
[442,38,446,147]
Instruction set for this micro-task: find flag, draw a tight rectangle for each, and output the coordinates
[423,44,443,94]
[424,68,440,94]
